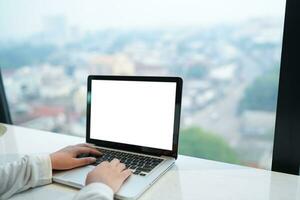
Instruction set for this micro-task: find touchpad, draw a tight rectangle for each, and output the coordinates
[61,166,93,185]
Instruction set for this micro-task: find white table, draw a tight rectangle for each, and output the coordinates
[0,123,299,200]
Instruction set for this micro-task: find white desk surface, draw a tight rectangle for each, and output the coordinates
[0,123,299,200]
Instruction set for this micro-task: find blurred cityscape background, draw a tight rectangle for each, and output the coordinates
[0,0,286,169]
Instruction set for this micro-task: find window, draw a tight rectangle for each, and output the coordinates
[0,0,286,169]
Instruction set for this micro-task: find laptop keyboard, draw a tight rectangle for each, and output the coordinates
[77,148,163,176]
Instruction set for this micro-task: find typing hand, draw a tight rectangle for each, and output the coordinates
[86,158,132,193]
[50,143,102,170]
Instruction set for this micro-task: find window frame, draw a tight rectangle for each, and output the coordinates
[272,0,300,175]
[0,68,12,124]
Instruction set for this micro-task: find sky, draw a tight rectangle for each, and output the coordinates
[0,0,286,41]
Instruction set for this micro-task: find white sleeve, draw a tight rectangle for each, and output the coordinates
[0,155,52,200]
[73,183,114,200]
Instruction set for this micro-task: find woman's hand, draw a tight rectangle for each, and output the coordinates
[50,143,102,170]
[86,158,132,193]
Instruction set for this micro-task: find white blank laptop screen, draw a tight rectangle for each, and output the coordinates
[90,80,177,151]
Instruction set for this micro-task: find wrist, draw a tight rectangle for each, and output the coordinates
[83,182,114,197]
[86,175,115,192]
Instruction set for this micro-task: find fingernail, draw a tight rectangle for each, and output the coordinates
[90,157,96,162]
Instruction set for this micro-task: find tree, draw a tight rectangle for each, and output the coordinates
[185,65,207,79]
[239,67,279,113]
[179,127,240,164]
[0,43,55,68]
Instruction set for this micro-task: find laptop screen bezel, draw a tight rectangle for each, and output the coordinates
[86,75,182,159]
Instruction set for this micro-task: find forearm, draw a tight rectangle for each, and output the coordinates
[73,183,113,200]
[0,155,52,199]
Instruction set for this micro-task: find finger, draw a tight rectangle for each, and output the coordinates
[117,163,126,172]
[77,143,96,148]
[75,147,102,156]
[73,157,96,168]
[110,158,120,166]
[121,169,132,180]
[76,144,103,154]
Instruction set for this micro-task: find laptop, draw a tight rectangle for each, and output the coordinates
[53,75,183,199]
